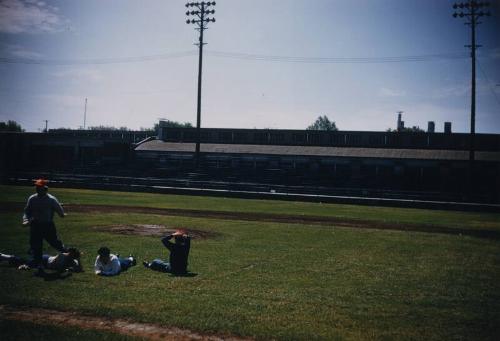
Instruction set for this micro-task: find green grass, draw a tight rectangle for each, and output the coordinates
[0,319,138,341]
[1,185,500,340]
[1,185,499,231]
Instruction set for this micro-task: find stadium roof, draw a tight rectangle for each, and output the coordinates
[135,140,500,162]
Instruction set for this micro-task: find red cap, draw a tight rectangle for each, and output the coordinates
[34,179,49,187]
[172,229,186,236]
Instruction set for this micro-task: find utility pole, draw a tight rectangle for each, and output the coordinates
[43,120,48,133]
[186,1,216,167]
[452,1,490,196]
[83,97,88,130]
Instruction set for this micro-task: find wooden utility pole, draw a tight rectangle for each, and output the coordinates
[452,1,491,196]
[186,1,216,167]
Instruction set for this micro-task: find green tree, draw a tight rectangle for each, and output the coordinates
[153,120,193,133]
[307,115,338,131]
[88,125,130,131]
[137,121,194,134]
[157,120,193,129]
[386,126,425,133]
[0,120,24,132]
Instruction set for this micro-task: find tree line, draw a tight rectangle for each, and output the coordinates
[0,120,193,133]
[2,117,426,133]
[0,120,24,132]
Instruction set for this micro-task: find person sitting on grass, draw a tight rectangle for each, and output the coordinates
[94,246,136,276]
[143,230,191,275]
[0,247,83,273]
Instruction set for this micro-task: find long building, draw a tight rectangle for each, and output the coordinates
[1,127,499,203]
[136,127,500,202]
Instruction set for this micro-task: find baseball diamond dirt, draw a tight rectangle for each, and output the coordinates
[1,202,498,240]
[0,305,252,341]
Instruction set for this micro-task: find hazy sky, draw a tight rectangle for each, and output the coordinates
[1,0,499,133]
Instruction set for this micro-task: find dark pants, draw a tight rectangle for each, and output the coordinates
[119,257,134,271]
[150,258,172,272]
[30,222,66,268]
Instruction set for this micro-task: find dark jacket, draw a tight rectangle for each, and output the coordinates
[161,235,191,274]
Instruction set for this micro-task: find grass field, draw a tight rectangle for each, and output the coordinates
[1,185,499,340]
[0,319,137,341]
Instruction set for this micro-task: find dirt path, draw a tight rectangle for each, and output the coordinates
[2,202,499,239]
[0,305,252,341]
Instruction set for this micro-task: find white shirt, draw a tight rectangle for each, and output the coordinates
[94,254,121,276]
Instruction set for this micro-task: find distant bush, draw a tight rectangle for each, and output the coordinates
[387,126,425,133]
[88,125,130,131]
[307,115,338,131]
[0,120,24,132]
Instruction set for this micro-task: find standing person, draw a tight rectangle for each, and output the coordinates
[143,230,191,275]
[94,246,136,276]
[23,179,67,276]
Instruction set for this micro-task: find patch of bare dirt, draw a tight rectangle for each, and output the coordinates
[0,305,252,341]
[92,224,221,239]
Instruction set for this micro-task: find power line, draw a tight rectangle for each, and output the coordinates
[0,50,478,66]
[477,59,500,107]
[204,51,470,63]
[0,51,198,65]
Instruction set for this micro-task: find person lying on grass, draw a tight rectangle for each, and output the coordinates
[0,247,82,273]
[143,229,191,275]
[94,246,136,276]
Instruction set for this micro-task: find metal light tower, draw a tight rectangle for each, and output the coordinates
[452,1,490,183]
[186,1,216,166]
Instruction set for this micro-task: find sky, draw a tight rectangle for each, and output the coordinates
[0,0,499,133]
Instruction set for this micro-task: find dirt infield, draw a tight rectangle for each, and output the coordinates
[92,224,221,239]
[0,305,251,340]
[2,202,499,239]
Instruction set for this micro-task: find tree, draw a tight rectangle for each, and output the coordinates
[153,120,193,133]
[307,115,338,131]
[157,120,193,129]
[386,126,425,133]
[138,121,194,134]
[0,120,24,132]
[88,125,130,131]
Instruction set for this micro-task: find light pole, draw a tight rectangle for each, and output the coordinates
[83,97,87,130]
[186,1,216,167]
[452,1,490,195]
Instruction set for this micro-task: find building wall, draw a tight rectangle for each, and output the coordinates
[2,129,499,202]
[0,130,154,175]
[135,148,499,201]
[160,127,500,151]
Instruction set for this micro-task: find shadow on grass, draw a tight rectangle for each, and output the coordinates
[0,264,76,281]
[144,267,199,277]
[168,272,198,278]
[37,271,73,282]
